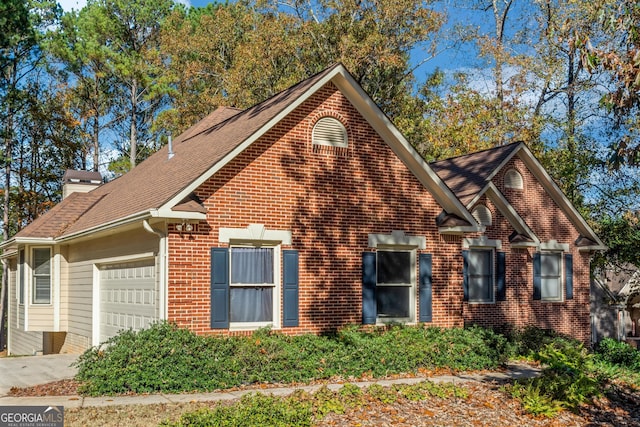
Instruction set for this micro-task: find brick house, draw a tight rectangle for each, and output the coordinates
[0,64,604,355]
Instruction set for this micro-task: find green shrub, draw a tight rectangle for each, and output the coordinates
[509,341,602,417]
[595,338,640,369]
[505,325,577,358]
[74,321,510,396]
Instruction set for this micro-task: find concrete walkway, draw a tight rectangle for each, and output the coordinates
[0,354,78,396]
[0,362,539,408]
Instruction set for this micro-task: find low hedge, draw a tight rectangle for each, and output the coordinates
[74,322,509,396]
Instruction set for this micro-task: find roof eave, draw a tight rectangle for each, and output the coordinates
[150,208,207,221]
[158,65,347,215]
[438,226,479,235]
[482,183,540,244]
[578,245,608,252]
[331,68,478,226]
[516,145,605,248]
[56,210,153,243]
[159,64,477,228]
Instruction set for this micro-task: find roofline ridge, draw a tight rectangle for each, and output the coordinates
[178,64,344,145]
[431,141,523,165]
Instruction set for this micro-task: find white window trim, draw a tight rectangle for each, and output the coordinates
[30,247,52,306]
[228,243,282,331]
[463,236,502,250]
[466,248,495,304]
[368,230,426,249]
[368,231,423,324]
[220,225,291,331]
[219,224,291,245]
[540,251,564,302]
[539,240,569,252]
[375,248,416,324]
[17,249,24,306]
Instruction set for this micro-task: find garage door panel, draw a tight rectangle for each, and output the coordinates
[99,261,157,344]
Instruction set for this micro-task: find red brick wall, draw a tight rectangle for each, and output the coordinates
[462,157,591,343]
[167,82,466,335]
[166,82,591,343]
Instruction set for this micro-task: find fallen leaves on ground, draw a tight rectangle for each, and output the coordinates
[9,375,640,426]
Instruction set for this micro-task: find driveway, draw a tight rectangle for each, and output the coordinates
[0,354,78,396]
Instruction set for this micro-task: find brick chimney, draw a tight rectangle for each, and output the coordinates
[62,170,102,199]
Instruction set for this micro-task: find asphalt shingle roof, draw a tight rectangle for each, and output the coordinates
[13,65,342,240]
[430,143,521,206]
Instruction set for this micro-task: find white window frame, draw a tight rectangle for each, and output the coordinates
[368,231,424,325]
[228,243,281,330]
[17,249,25,305]
[219,224,290,331]
[31,247,52,305]
[467,248,495,304]
[540,251,563,302]
[375,248,416,323]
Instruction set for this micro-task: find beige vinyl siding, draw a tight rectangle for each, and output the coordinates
[24,247,55,331]
[64,260,94,340]
[59,245,69,331]
[59,331,90,354]
[8,257,44,355]
[10,328,43,355]
[27,305,55,330]
[64,228,160,348]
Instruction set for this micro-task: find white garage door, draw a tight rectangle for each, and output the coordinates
[99,260,156,343]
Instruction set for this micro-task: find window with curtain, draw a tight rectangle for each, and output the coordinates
[230,247,274,323]
[467,249,494,302]
[32,248,51,304]
[541,252,562,301]
[376,250,412,319]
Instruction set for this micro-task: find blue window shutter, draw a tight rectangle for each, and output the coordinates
[496,252,506,301]
[419,253,433,322]
[565,253,573,300]
[533,252,541,300]
[362,252,376,325]
[210,248,229,328]
[462,250,469,302]
[283,250,299,327]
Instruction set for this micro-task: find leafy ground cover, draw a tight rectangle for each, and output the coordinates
[12,323,640,425]
[73,322,510,396]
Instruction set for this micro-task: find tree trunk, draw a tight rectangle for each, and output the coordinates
[129,79,137,170]
[492,0,513,144]
[92,82,100,172]
[0,57,17,351]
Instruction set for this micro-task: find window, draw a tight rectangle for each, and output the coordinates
[312,117,348,148]
[18,249,24,304]
[376,250,414,320]
[229,247,274,323]
[465,249,494,303]
[540,252,562,301]
[32,248,51,304]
